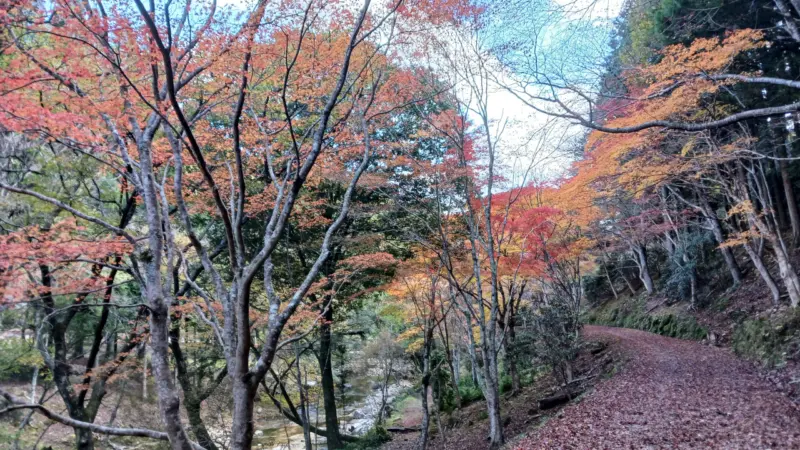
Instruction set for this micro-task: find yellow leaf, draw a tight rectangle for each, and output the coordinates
[681,137,696,157]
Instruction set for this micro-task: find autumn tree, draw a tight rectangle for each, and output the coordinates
[0,136,145,450]
[390,258,448,450]
[0,1,469,449]
[405,31,570,442]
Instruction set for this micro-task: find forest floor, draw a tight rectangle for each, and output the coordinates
[382,329,617,450]
[513,325,800,449]
[385,325,800,450]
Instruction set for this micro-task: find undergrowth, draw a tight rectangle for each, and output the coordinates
[344,426,391,450]
[731,313,800,366]
[585,304,707,340]
[585,293,800,367]
[456,365,546,406]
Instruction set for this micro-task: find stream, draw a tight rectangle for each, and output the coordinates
[251,377,412,450]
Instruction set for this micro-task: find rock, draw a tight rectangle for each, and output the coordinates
[257,407,263,414]
[371,382,382,390]
[255,430,264,437]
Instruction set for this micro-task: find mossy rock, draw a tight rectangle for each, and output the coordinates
[731,315,800,366]
[585,307,706,341]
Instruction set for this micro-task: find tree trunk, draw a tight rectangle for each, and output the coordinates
[779,157,800,246]
[231,378,256,450]
[475,317,504,448]
[444,348,461,409]
[30,366,38,403]
[620,271,637,295]
[462,310,482,389]
[698,193,742,284]
[295,343,312,450]
[433,376,446,445]
[418,319,435,450]
[538,388,584,410]
[318,303,343,449]
[184,401,217,450]
[468,348,480,387]
[789,0,800,20]
[75,424,95,450]
[418,357,431,450]
[770,236,800,307]
[106,331,116,360]
[603,264,619,299]
[633,245,654,295]
[453,346,461,387]
[377,358,392,425]
[684,253,698,307]
[38,265,98,450]
[503,325,521,394]
[72,333,85,360]
[742,242,781,305]
[771,161,789,230]
[775,0,800,42]
[663,232,675,259]
[148,300,195,450]
[718,241,743,286]
[438,312,462,408]
[170,325,219,450]
[482,346,504,448]
[141,343,148,400]
[185,401,218,450]
[747,199,800,307]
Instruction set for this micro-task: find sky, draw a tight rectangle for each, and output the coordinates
[212,0,626,185]
[473,0,625,184]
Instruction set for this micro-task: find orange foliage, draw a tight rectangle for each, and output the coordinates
[0,219,131,303]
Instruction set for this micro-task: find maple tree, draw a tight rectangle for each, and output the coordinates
[492,0,800,312]
[0,0,474,449]
[388,255,447,450]
[2,0,800,449]
[386,29,592,442]
[545,28,800,307]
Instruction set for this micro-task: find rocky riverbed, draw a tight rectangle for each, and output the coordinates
[251,379,414,450]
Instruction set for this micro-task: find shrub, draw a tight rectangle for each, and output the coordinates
[731,315,800,367]
[344,426,391,450]
[585,308,707,340]
[457,381,484,404]
[499,374,513,394]
[0,338,43,381]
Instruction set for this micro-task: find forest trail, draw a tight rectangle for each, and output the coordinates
[517,325,800,449]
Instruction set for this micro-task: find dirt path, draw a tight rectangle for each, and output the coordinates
[516,325,800,449]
